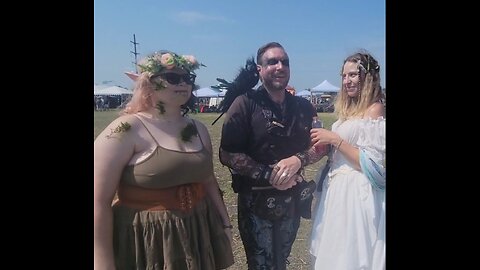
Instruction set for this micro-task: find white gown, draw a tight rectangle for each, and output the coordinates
[310,117,386,270]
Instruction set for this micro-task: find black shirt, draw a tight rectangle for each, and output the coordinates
[220,86,316,166]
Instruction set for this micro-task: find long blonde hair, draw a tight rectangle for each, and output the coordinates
[334,51,383,120]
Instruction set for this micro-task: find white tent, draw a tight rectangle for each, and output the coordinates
[194,87,223,98]
[94,86,133,96]
[297,90,312,97]
[94,84,109,92]
[311,80,340,93]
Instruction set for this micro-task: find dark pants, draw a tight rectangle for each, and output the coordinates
[237,192,301,270]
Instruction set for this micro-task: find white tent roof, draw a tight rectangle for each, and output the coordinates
[311,80,340,93]
[194,87,223,98]
[94,86,133,95]
[296,90,312,97]
[94,84,109,91]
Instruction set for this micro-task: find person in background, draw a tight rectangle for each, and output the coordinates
[94,50,234,270]
[219,42,328,270]
[309,51,386,270]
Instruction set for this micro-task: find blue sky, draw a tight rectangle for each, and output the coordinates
[94,0,385,91]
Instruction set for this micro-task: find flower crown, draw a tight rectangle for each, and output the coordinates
[137,51,204,77]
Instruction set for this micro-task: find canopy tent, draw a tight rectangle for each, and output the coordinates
[311,80,340,93]
[297,90,312,97]
[94,84,109,92]
[94,85,133,109]
[194,87,223,98]
[94,85,133,96]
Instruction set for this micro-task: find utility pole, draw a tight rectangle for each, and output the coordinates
[130,34,140,73]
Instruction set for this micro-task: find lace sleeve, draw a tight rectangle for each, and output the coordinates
[219,147,267,180]
[296,145,329,167]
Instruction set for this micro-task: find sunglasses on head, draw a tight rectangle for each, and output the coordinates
[265,58,289,67]
[154,72,196,85]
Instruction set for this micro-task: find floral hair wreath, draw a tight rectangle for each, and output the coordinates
[137,51,205,78]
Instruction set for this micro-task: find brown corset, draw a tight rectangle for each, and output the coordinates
[114,183,206,211]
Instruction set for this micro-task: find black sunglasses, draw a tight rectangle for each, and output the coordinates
[265,58,289,67]
[155,73,196,85]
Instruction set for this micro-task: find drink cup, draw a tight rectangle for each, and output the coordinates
[312,118,327,153]
[312,118,323,128]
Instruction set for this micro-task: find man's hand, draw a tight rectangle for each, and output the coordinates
[270,156,302,186]
[271,174,301,190]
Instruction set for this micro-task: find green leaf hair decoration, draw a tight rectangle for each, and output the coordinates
[156,101,166,115]
[180,122,198,142]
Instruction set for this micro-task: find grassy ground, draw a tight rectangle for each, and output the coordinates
[94,110,337,269]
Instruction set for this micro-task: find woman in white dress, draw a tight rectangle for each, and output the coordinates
[309,51,386,270]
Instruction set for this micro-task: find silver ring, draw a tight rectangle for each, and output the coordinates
[281,172,288,178]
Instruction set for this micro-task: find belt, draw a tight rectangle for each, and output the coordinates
[114,183,206,211]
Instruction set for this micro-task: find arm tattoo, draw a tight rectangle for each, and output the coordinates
[219,148,266,180]
[300,145,330,166]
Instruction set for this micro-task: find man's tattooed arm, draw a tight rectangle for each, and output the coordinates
[219,147,269,181]
[295,145,330,167]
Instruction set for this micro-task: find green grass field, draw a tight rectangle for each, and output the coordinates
[94,110,336,269]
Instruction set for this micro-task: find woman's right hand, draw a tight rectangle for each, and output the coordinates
[310,128,338,148]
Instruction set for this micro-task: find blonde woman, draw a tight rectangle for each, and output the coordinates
[309,51,386,270]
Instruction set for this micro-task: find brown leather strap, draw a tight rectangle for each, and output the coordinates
[115,183,206,211]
